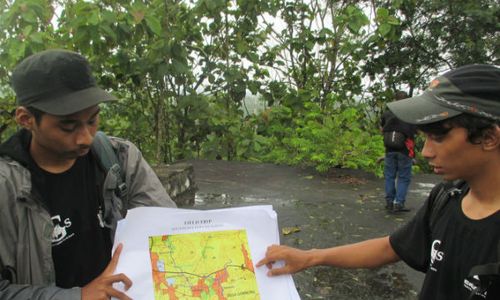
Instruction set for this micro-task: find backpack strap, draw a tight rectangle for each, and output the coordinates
[429,179,467,229]
[468,240,500,277]
[91,131,128,199]
[91,132,128,232]
[466,240,500,300]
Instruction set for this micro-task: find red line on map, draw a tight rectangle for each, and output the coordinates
[241,244,254,273]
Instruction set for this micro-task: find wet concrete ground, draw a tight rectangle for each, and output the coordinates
[182,159,442,300]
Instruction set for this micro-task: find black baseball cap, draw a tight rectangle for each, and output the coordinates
[388,64,500,124]
[11,49,116,115]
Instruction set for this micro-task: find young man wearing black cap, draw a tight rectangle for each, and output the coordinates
[257,64,500,299]
[0,49,177,299]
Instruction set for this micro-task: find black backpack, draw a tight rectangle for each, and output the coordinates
[91,131,127,198]
[91,131,128,232]
[428,180,500,299]
[383,131,406,150]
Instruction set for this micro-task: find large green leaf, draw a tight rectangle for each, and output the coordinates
[145,15,162,36]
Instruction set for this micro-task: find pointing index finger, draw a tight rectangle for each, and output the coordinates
[256,244,281,267]
[256,257,272,267]
[105,243,124,274]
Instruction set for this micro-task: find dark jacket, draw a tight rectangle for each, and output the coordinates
[0,130,176,300]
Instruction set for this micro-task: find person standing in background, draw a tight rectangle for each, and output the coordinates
[380,91,417,212]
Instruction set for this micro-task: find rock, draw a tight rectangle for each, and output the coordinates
[154,162,197,207]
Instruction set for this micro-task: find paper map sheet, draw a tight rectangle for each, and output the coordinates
[112,205,300,300]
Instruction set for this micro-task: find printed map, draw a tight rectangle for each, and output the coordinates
[149,229,261,300]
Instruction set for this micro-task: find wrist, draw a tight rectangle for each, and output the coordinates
[305,248,323,267]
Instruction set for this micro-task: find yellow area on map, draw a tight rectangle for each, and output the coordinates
[149,230,261,300]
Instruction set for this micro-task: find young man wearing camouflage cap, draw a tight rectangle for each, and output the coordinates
[0,49,177,300]
[257,64,500,299]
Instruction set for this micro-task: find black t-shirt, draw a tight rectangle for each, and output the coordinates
[31,153,112,288]
[390,187,500,299]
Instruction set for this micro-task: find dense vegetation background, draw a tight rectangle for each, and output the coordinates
[0,0,498,176]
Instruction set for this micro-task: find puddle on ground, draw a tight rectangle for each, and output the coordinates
[410,182,437,197]
[192,193,298,207]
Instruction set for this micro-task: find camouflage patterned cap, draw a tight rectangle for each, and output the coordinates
[388,64,500,124]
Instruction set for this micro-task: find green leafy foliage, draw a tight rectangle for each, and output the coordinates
[253,101,384,176]
[0,0,497,177]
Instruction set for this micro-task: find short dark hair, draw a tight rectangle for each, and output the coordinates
[26,106,45,125]
[394,91,408,100]
[418,113,499,144]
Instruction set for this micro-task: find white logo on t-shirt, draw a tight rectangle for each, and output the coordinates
[464,276,487,299]
[51,215,75,246]
[430,240,445,271]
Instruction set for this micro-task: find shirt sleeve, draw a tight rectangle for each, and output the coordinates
[389,190,437,273]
